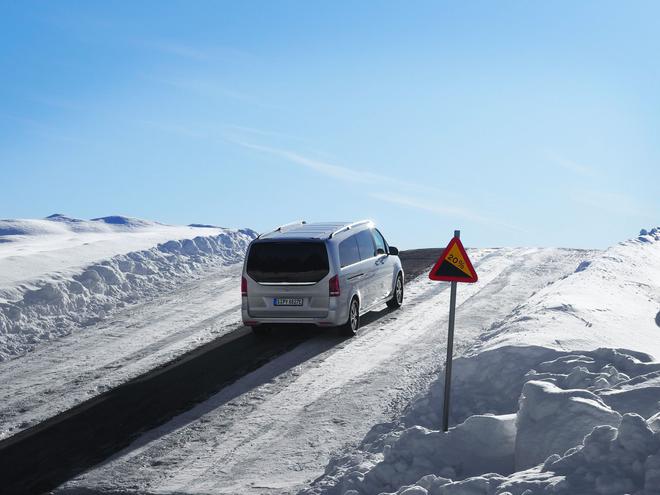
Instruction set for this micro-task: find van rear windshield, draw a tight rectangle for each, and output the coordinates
[247,241,329,283]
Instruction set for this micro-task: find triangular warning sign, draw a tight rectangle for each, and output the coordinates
[428,237,478,283]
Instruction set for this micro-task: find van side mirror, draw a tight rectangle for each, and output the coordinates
[388,246,399,256]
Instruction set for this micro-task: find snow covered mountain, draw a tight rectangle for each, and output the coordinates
[0,214,256,360]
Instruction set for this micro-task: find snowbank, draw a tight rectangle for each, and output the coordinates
[304,227,660,495]
[0,214,239,292]
[476,227,660,359]
[516,380,621,470]
[306,346,660,495]
[0,215,256,360]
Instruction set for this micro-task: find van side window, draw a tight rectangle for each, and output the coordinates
[372,228,388,255]
[339,236,360,267]
[355,230,376,260]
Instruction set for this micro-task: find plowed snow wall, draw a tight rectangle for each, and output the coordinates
[0,229,257,361]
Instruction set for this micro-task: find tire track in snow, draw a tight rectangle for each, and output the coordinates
[56,248,591,495]
[0,265,243,441]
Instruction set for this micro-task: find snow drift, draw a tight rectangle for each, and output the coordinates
[305,346,660,495]
[304,227,660,495]
[0,215,256,360]
[476,227,660,358]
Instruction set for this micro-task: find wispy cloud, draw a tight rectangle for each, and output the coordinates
[142,41,212,61]
[569,189,643,216]
[138,39,254,63]
[546,151,597,177]
[545,152,653,220]
[369,192,525,232]
[222,124,310,143]
[144,75,288,112]
[140,120,208,139]
[2,113,83,144]
[369,192,485,221]
[28,95,83,111]
[140,120,523,229]
[226,137,453,196]
[228,139,389,185]
[148,75,250,101]
[226,135,522,229]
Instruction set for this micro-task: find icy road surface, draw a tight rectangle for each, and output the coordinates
[0,263,243,440]
[57,247,593,495]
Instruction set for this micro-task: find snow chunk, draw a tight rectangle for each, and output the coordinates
[515,381,622,470]
[543,413,660,494]
[340,414,515,494]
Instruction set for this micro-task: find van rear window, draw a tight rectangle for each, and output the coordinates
[247,241,329,283]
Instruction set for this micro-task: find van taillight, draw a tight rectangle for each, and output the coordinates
[329,275,340,297]
[241,276,248,296]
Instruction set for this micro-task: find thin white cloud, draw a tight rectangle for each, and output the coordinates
[227,136,523,230]
[139,119,524,230]
[369,192,484,220]
[546,151,597,177]
[3,114,83,144]
[569,189,643,216]
[222,124,310,143]
[369,192,525,232]
[229,139,387,184]
[138,39,255,63]
[140,120,208,139]
[149,76,250,101]
[144,75,288,112]
[143,41,212,61]
[226,137,451,195]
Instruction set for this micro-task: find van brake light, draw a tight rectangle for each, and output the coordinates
[329,275,340,297]
[241,276,248,296]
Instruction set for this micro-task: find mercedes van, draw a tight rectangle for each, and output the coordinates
[241,220,404,336]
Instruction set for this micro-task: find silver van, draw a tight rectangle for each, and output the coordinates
[241,220,404,336]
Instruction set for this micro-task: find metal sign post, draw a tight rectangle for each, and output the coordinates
[442,231,459,432]
[427,229,478,433]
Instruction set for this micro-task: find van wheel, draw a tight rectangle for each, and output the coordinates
[387,273,403,309]
[340,297,360,336]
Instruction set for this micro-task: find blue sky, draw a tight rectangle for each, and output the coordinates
[1,1,658,249]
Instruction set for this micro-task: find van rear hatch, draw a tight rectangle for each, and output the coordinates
[245,240,330,318]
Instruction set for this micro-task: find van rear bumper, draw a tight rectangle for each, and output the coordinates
[241,307,346,327]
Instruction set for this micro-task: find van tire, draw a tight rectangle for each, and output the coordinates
[340,297,360,336]
[386,273,404,309]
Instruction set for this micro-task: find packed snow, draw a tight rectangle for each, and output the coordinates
[0,214,256,360]
[474,226,660,356]
[307,347,660,495]
[5,218,658,495]
[56,247,592,494]
[304,227,660,495]
[0,215,255,439]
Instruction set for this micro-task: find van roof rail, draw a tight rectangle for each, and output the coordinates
[258,220,307,238]
[328,220,371,239]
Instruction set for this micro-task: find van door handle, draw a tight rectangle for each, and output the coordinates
[348,273,364,280]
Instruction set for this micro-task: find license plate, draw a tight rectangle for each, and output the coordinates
[273,297,303,306]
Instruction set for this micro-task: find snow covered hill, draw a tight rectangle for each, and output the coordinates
[0,214,256,361]
[474,226,660,357]
[304,228,660,495]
